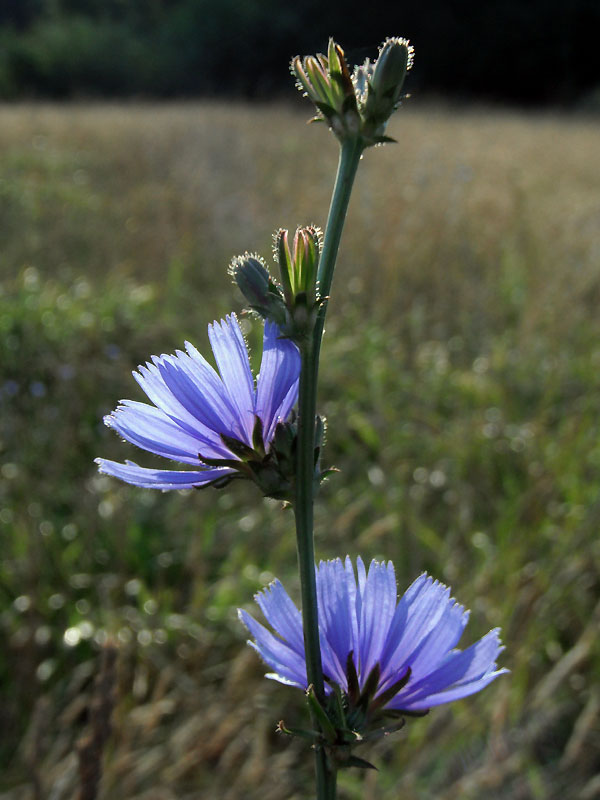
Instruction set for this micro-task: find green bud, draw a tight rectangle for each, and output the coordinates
[229,253,288,327]
[274,226,322,306]
[358,37,414,144]
[274,228,294,305]
[230,254,270,306]
[291,39,360,142]
[370,38,412,108]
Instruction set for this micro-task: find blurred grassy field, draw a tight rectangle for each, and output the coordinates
[1,102,599,799]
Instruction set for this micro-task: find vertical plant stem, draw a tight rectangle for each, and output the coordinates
[293,135,364,800]
[313,136,364,366]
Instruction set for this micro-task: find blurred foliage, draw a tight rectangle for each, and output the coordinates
[0,103,599,798]
[0,0,599,104]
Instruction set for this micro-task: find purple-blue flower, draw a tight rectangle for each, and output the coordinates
[240,556,507,714]
[96,314,300,491]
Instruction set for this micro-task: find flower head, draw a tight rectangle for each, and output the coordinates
[96,314,300,496]
[240,557,507,722]
[292,37,414,146]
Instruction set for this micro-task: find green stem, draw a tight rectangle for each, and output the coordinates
[313,136,364,365]
[293,135,364,800]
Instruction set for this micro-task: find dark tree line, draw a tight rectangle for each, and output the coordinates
[0,0,598,104]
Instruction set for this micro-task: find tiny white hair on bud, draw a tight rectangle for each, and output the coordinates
[378,36,415,71]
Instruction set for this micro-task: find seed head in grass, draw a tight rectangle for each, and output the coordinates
[96,314,301,497]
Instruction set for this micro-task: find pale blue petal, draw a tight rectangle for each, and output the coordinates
[403,601,469,679]
[255,322,300,444]
[105,401,228,464]
[208,315,255,444]
[378,573,428,674]
[255,581,305,656]
[95,459,233,490]
[152,354,240,442]
[238,609,306,687]
[380,577,451,675]
[179,342,243,436]
[359,560,397,681]
[393,629,505,705]
[134,359,232,447]
[395,668,508,711]
[380,595,469,691]
[316,560,353,687]
[317,560,353,669]
[344,556,360,657]
[353,556,367,632]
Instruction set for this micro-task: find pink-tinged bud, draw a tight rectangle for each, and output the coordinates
[291,39,360,141]
[273,226,322,339]
[274,228,294,305]
[293,226,321,300]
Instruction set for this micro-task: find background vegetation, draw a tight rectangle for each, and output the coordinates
[0,0,599,105]
[1,102,599,798]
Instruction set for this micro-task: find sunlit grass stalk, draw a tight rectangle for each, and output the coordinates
[293,136,364,800]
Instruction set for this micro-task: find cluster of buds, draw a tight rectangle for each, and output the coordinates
[229,225,323,343]
[291,37,414,146]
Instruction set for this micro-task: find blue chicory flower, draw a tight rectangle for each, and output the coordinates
[96,314,300,491]
[240,556,507,714]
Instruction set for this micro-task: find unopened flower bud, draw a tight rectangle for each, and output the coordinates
[229,253,287,327]
[370,38,412,112]
[274,226,322,308]
[291,39,360,142]
[356,37,414,144]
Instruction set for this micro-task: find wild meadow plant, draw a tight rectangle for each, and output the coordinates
[97,38,507,799]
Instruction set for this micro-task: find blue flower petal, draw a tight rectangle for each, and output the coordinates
[389,629,506,708]
[254,580,305,657]
[238,609,306,687]
[106,400,229,464]
[379,576,451,677]
[316,559,356,687]
[359,560,397,681]
[95,459,233,490]
[397,599,469,682]
[397,668,509,711]
[151,353,240,443]
[208,315,255,444]
[255,322,301,444]
[133,358,228,445]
